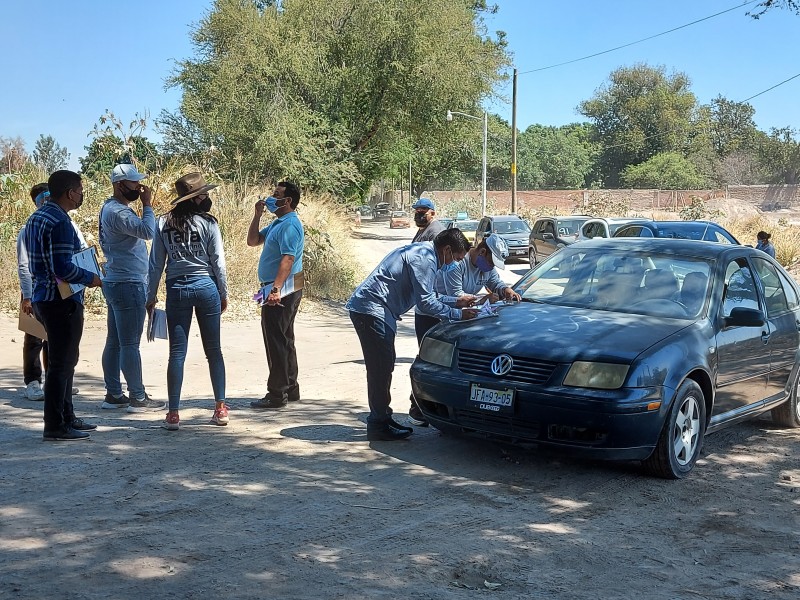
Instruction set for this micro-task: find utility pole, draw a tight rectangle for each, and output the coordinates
[511,68,518,214]
[409,159,413,206]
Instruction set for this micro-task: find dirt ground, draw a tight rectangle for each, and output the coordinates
[1,220,799,599]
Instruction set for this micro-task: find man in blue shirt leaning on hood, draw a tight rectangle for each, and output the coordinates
[347,228,478,441]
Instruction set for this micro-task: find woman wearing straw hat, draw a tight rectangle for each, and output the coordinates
[146,173,229,430]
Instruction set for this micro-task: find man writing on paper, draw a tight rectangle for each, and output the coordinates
[25,170,102,441]
[247,181,305,409]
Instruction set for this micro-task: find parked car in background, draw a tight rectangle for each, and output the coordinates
[357,205,373,217]
[389,210,411,229]
[529,215,591,264]
[374,202,391,218]
[447,218,480,244]
[410,238,800,479]
[438,218,454,229]
[613,221,739,244]
[475,215,532,260]
[579,217,651,240]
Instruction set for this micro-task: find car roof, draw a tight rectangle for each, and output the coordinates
[571,237,751,259]
[587,217,651,224]
[487,214,526,221]
[537,215,591,221]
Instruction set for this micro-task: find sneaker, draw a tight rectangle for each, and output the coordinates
[25,381,44,401]
[101,392,129,409]
[162,411,180,431]
[71,418,97,431]
[127,394,166,413]
[43,427,90,441]
[211,405,229,426]
[72,387,80,395]
[407,415,429,427]
[250,395,288,409]
[408,403,429,427]
[366,421,413,441]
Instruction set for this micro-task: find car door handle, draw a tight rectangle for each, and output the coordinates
[761,331,771,343]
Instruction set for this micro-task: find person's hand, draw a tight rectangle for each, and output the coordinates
[221,298,228,313]
[502,288,521,302]
[20,298,33,315]
[140,185,153,207]
[254,198,265,217]
[88,275,102,288]
[146,301,157,315]
[461,308,479,320]
[455,294,478,308]
[266,290,281,306]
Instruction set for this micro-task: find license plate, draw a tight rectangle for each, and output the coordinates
[512,249,526,255]
[468,383,515,414]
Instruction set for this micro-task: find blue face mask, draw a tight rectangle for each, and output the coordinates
[264,196,284,213]
[476,254,494,273]
[440,248,458,274]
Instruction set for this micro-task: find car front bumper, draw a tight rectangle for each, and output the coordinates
[410,361,669,460]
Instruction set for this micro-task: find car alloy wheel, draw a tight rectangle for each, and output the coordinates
[529,248,537,265]
[644,379,706,479]
[772,367,800,428]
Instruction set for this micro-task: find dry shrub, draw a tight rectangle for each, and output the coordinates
[723,215,800,267]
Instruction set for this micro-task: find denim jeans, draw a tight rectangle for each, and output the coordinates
[349,311,396,424]
[166,275,225,411]
[102,281,147,399]
[33,299,82,431]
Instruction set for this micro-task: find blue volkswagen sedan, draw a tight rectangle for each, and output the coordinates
[409,238,800,478]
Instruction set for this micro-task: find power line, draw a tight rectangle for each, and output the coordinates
[517,0,759,75]
[740,72,800,102]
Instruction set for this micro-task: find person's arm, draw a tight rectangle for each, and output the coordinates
[409,251,463,320]
[207,222,229,312]
[16,229,33,301]
[146,222,167,308]
[247,198,266,246]
[266,255,295,306]
[109,204,156,241]
[50,221,97,286]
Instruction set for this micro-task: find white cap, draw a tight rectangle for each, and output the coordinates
[111,164,147,183]
[485,235,509,269]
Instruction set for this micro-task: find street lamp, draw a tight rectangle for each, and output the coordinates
[447,109,488,216]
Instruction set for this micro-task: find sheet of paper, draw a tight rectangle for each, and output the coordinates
[147,308,168,342]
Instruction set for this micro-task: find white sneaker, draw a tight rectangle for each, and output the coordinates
[25,381,44,401]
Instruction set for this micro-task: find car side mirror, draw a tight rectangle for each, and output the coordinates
[725,307,765,328]
[542,233,554,240]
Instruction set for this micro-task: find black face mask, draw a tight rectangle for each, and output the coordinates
[119,186,140,201]
[198,198,212,212]
[414,212,429,226]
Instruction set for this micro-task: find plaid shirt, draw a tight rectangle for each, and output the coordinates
[25,201,95,303]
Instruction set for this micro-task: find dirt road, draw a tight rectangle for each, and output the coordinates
[1,221,799,599]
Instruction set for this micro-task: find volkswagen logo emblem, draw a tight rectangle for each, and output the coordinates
[491,354,514,376]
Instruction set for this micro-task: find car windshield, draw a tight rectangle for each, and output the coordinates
[493,219,530,234]
[654,223,712,240]
[514,247,712,319]
[555,219,586,236]
[453,219,479,232]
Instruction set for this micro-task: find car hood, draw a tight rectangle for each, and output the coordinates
[496,232,529,244]
[431,303,691,363]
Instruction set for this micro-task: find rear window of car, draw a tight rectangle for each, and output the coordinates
[493,219,530,234]
[555,219,586,236]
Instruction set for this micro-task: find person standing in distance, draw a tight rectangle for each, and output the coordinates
[755,231,776,258]
[247,182,305,409]
[99,164,164,413]
[147,173,229,430]
[411,198,444,243]
[26,170,102,441]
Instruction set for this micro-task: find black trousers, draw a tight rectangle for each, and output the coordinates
[260,290,302,401]
[23,333,48,384]
[350,311,396,424]
[33,299,83,431]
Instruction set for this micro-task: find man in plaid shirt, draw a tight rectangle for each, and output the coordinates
[25,170,102,441]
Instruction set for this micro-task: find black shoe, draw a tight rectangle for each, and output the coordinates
[389,417,413,433]
[43,427,90,441]
[367,421,413,441]
[71,418,97,431]
[250,395,288,409]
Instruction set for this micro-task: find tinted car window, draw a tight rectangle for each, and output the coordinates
[542,221,555,235]
[722,260,760,316]
[711,229,734,244]
[583,222,604,238]
[555,219,584,236]
[616,226,649,238]
[752,257,790,315]
[777,269,800,310]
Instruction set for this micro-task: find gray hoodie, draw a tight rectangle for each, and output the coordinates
[99,197,155,283]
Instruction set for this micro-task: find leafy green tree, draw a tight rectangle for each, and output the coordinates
[707,96,758,157]
[749,0,800,18]
[164,0,509,199]
[621,152,707,189]
[517,123,597,189]
[578,64,697,187]
[758,127,800,184]
[79,135,159,180]
[32,135,70,173]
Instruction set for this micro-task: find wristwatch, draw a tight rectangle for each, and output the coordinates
[270,286,280,295]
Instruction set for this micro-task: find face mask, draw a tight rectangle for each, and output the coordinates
[198,198,212,212]
[440,247,458,274]
[414,212,429,226]
[119,186,140,201]
[265,196,286,213]
[476,254,494,273]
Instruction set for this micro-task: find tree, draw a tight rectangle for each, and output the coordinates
[621,152,707,189]
[707,96,758,157]
[32,135,70,173]
[758,127,800,184]
[578,64,697,187]
[0,136,28,173]
[164,0,509,199]
[716,151,765,185]
[517,123,597,189]
[749,0,800,18]
[79,134,160,181]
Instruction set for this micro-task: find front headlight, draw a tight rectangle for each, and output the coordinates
[563,361,629,389]
[419,337,455,368]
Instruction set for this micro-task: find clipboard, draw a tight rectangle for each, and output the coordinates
[147,308,168,341]
[57,246,104,299]
[18,310,48,341]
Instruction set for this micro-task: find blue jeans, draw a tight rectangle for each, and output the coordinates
[166,275,225,411]
[102,281,147,399]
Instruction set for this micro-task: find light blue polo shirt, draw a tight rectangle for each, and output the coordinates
[258,211,304,284]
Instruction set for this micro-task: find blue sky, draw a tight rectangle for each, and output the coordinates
[1,1,798,170]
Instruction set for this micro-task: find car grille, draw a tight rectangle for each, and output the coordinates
[454,409,540,440]
[457,349,557,385]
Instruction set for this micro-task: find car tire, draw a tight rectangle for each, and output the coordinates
[528,247,537,265]
[643,378,706,479]
[771,368,800,428]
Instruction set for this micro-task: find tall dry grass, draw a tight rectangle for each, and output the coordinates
[0,167,361,319]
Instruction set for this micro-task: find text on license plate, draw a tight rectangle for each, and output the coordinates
[469,384,514,412]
